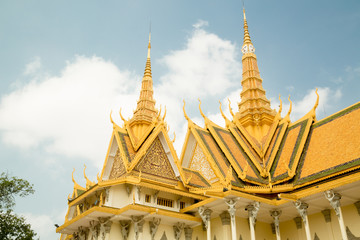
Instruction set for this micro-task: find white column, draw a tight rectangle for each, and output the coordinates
[294,200,311,240]
[246,202,260,240]
[270,210,282,240]
[198,207,212,240]
[324,190,348,240]
[226,199,237,240]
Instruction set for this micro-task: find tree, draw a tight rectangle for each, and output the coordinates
[0,210,37,240]
[0,172,37,240]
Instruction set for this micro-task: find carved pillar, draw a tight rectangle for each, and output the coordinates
[89,220,99,240]
[98,217,111,240]
[246,202,260,240]
[131,215,145,240]
[270,210,282,240]
[225,199,237,240]
[321,209,334,240]
[78,226,87,240]
[149,218,161,240]
[119,220,131,240]
[198,207,212,240]
[173,222,185,240]
[294,200,311,240]
[324,190,348,240]
[220,211,231,240]
[184,226,193,240]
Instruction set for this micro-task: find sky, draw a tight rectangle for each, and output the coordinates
[0,1,359,239]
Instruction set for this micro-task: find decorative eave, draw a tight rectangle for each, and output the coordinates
[57,204,202,234]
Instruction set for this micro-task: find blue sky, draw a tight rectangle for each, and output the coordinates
[0,1,359,238]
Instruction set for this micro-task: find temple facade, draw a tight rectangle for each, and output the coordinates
[56,9,360,240]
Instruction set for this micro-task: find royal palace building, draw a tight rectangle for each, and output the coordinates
[56,9,360,240]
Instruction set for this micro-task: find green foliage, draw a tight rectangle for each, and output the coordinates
[0,210,37,240]
[0,172,35,210]
[0,172,37,239]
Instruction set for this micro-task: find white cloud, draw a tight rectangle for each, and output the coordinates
[22,209,67,239]
[193,19,209,29]
[24,57,42,76]
[0,22,241,165]
[272,87,342,122]
[0,56,140,167]
[156,22,241,153]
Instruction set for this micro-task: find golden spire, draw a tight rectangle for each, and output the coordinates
[130,31,157,124]
[243,8,252,45]
[237,8,276,140]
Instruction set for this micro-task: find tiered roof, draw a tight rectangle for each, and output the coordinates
[179,9,360,199]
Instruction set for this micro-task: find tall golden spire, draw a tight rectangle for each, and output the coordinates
[237,8,276,140]
[243,9,252,45]
[130,32,157,124]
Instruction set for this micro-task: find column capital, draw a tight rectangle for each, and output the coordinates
[270,210,282,225]
[321,209,332,223]
[98,217,112,240]
[293,217,302,229]
[220,211,231,225]
[225,198,237,218]
[324,190,342,217]
[198,207,212,230]
[119,220,131,240]
[246,202,260,227]
[173,222,185,240]
[294,200,308,223]
[149,218,161,240]
[131,215,145,240]
[184,226,193,240]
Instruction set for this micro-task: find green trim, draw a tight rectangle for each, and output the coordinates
[118,132,134,163]
[294,104,360,185]
[270,119,310,182]
[313,102,360,128]
[182,168,211,188]
[195,128,244,187]
[264,123,284,165]
[76,189,85,196]
[213,126,265,184]
[295,157,360,185]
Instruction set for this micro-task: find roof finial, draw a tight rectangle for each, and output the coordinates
[147,23,151,59]
[243,7,252,46]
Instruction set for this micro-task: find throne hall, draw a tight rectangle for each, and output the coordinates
[56,8,360,240]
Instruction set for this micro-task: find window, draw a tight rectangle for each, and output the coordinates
[180,201,186,209]
[145,194,151,203]
[157,197,174,208]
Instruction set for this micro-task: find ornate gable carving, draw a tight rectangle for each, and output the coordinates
[109,148,126,179]
[189,143,217,182]
[135,137,176,180]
